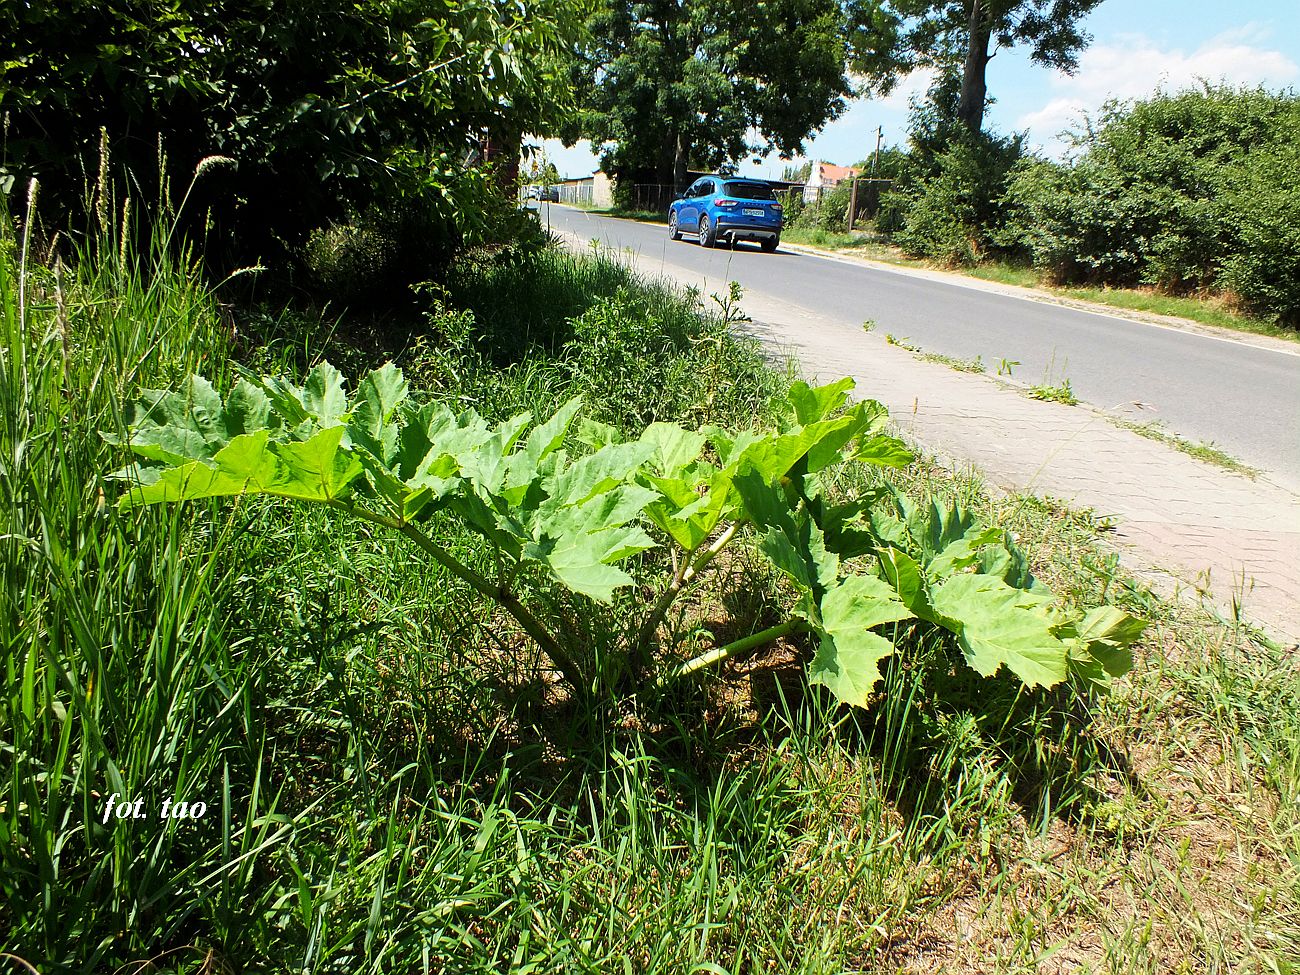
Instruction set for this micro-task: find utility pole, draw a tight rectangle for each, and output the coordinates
[872,126,883,175]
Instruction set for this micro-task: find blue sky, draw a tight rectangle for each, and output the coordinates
[538,1,1300,180]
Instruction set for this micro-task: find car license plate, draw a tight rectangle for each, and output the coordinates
[743,208,764,217]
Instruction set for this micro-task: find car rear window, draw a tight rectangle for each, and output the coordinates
[722,181,775,201]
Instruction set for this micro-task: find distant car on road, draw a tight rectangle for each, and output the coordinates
[668,177,783,252]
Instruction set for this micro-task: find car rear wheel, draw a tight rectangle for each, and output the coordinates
[699,215,716,248]
[760,236,779,253]
[669,211,682,241]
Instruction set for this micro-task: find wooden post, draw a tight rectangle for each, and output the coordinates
[847,177,860,233]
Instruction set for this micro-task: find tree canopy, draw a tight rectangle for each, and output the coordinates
[566,0,854,191]
[1,0,584,263]
[850,0,1104,134]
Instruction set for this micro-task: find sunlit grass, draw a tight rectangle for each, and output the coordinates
[3,175,1295,974]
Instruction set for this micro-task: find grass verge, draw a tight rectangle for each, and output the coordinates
[571,204,669,225]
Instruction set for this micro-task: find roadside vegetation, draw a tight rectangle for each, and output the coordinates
[3,2,1297,972]
[781,225,1298,342]
[781,84,1300,339]
[1116,420,1259,480]
[3,160,1298,972]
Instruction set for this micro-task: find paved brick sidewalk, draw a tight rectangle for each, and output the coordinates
[573,237,1300,641]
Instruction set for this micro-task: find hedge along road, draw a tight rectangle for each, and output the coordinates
[545,203,1300,491]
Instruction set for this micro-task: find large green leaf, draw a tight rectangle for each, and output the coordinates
[256,361,347,428]
[523,523,651,604]
[785,377,855,424]
[543,441,653,510]
[348,363,409,467]
[642,464,731,551]
[927,524,1004,580]
[639,421,707,474]
[301,362,348,425]
[112,376,276,465]
[1062,606,1144,687]
[877,546,936,621]
[852,433,915,468]
[809,574,915,706]
[503,396,583,501]
[930,574,1069,688]
[119,427,363,508]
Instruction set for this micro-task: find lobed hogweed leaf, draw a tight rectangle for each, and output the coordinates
[639,422,707,475]
[523,519,654,603]
[785,377,855,425]
[301,361,348,425]
[929,573,1069,688]
[516,396,583,469]
[642,465,735,551]
[927,524,1004,580]
[225,380,275,438]
[852,433,914,468]
[977,535,1040,591]
[877,546,938,623]
[737,470,839,600]
[348,363,409,467]
[111,376,277,465]
[118,427,363,508]
[254,361,344,428]
[809,574,915,707]
[574,417,621,450]
[542,440,654,510]
[1061,606,1144,688]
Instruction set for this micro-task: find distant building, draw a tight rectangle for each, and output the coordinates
[803,161,861,203]
[553,171,616,208]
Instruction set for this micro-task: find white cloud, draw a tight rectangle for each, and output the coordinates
[1017,27,1299,156]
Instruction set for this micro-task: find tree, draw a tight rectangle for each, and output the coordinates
[566,0,853,191]
[850,0,1104,135]
[781,161,815,183]
[0,0,584,266]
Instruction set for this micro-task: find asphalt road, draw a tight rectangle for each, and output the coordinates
[545,204,1300,489]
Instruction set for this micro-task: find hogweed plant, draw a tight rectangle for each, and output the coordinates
[106,365,1142,705]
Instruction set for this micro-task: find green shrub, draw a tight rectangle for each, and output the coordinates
[791,182,853,233]
[780,186,806,225]
[567,283,776,432]
[304,207,414,301]
[1001,85,1300,324]
[1214,131,1300,325]
[894,133,1024,265]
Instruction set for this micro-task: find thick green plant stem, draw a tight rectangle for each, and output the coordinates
[662,617,804,685]
[330,500,587,691]
[630,522,740,676]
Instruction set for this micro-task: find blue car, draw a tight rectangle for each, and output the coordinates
[668,176,783,252]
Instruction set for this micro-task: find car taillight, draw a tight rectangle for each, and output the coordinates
[715,199,738,207]
[771,202,783,211]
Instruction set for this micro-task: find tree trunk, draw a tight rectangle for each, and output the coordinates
[958,0,992,135]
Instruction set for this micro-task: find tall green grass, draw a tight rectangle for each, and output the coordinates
[0,176,278,968]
